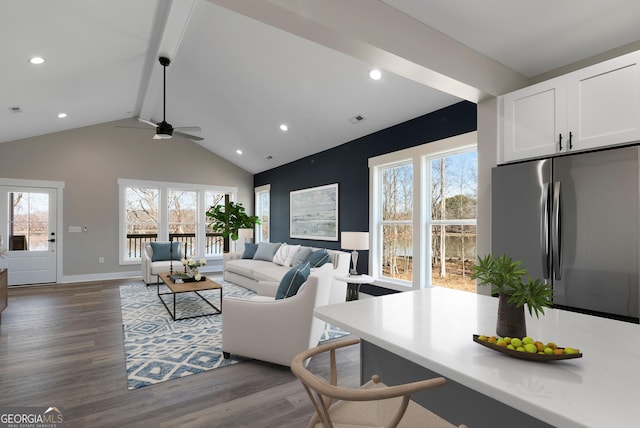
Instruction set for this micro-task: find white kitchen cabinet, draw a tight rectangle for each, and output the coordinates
[502,78,566,162]
[501,50,640,163]
[568,51,640,152]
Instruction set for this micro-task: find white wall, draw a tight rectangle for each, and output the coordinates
[0,119,253,282]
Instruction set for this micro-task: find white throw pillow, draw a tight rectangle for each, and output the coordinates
[272,243,291,266]
[283,245,301,266]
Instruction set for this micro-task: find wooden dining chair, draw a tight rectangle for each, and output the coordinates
[291,337,468,428]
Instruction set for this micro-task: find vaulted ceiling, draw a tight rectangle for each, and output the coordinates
[2,0,640,173]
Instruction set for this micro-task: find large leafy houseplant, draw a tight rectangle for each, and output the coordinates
[471,254,553,337]
[206,201,260,242]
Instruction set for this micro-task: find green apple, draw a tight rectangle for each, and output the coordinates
[511,338,523,348]
[524,343,537,353]
[522,336,534,345]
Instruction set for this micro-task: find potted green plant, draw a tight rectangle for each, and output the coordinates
[206,201,261,247]
[471,254,553,338]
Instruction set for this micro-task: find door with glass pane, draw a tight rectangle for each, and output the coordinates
[0,187,57,285]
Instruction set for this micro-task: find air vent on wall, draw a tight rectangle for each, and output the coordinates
[348,115,365,124]
[8,106,23,113]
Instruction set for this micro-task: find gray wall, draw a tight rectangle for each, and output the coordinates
[0,119,253,281]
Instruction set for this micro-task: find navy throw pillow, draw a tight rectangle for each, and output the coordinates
[275,262,311,300]
[306,249,330,267]
[150,242,181,262]
[242,243,258,259]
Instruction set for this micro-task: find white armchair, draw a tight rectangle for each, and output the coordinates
[141,241,184,284]
[222,264,333,367]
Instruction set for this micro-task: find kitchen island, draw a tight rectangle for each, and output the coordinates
[315,286,640,428]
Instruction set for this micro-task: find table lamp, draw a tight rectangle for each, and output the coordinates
[341,231,369,275]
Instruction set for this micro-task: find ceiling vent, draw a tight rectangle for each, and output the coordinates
[348,115,365,124]
[8,106,23,113]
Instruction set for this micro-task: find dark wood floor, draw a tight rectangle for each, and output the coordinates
[0,279,360,427]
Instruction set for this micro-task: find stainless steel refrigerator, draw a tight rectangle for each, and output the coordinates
[492,145,640,322]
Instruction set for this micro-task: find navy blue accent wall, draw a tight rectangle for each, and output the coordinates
[254,101,477,274]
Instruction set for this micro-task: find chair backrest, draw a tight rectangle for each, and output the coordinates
[292,338,466,428]
[306,264,333,349]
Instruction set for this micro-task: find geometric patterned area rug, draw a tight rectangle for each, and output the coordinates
[120,277,349,390]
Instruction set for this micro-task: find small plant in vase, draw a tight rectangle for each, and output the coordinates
[471,254,553,338]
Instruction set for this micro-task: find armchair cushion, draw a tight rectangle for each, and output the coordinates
[150,242,181,262]
[253,242,282,261]
[275,262,310,300]
[242,243,258,259]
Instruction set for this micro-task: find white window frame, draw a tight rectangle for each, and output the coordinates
[118,178,237,265]
[369,131,477,292]
[255,184,270,243]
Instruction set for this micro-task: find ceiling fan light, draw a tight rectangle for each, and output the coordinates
[153,133,172,140]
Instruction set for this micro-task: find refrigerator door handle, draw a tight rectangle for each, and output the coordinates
[552,181,562,280]
[541,182,550,279]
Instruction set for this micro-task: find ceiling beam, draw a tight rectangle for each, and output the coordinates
[207,0,528,102]
[138,0,198,122]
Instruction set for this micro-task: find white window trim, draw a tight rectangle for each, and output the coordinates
[118,178,237,265]
[369,131,477,292]
[255,184,270,242]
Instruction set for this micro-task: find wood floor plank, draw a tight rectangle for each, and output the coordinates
[0,279,360,427]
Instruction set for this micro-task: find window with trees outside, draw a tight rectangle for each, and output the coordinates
[369,132,477,292]
[255,184,270,243]
[118,179,237,264]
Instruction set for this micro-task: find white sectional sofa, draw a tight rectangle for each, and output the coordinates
[223,243,351,304]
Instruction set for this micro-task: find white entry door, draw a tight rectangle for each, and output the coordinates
[0,186,58,285]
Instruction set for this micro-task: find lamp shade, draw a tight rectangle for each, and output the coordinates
[341,232,369,250]
[238,228,254,239]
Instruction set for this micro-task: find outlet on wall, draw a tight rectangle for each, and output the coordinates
[98,257,104,264]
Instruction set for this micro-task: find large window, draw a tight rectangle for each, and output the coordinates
[119,179,236,264]
[255,184,270,243]
[370,132,477,292]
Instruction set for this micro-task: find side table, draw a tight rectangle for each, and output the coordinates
[335,273,373,301]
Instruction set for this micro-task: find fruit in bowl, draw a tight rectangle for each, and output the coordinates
[474,334,582,360]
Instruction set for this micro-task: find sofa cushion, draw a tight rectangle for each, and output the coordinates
[275,262,311,300]
[291,246,313,267]
[253,242,282,262]
[242,243,258,259]
[225,259,275,278]
[307,248,330,267]
[273,243,301,266]
[150,242,181,262]
[253,264,291,282]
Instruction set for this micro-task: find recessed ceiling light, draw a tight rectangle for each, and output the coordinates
[236,149,243,155]
[369,69,382,80]
[280,124,289,132]
[29,56,45,65]
[57,113,67,118]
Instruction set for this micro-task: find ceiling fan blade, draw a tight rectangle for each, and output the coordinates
[174,131,204,141]
[174,126,201,132]
[115,125,150,129]
[137,118,157,127]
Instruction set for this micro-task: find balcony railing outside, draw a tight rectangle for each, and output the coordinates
[126,233,225,259]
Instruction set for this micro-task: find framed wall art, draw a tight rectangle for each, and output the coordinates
[290,183,338,241]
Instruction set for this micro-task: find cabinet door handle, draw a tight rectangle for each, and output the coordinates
[569,131,573,150]
[559,133,563,151]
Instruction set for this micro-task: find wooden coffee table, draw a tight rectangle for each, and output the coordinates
[157,272,222,321]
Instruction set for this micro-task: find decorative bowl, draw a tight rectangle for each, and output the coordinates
[473,334,583,362]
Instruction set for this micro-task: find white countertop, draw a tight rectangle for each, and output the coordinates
[315,286,640,428]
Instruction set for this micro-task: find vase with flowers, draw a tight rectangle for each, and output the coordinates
[181,257,207,281]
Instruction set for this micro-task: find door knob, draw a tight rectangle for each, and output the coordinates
[48,239,56,243]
